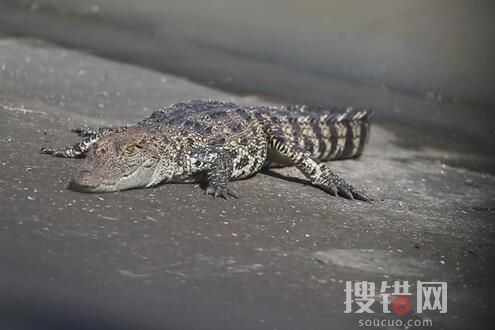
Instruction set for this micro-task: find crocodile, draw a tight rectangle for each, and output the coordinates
[41,100,373,201]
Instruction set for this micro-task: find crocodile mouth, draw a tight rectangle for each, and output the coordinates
[69,164,155,193]
[69,169,120,193]
[68,180,118,193]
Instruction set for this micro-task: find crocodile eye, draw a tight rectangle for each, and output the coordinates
[123,144,138,156]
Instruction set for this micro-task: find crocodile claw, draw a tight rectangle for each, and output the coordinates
[319,181,372,202]
[205,185,240,199]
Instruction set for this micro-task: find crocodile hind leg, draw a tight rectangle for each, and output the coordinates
[265,123,371,202]
[41,128,113,158]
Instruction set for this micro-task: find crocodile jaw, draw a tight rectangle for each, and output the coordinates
[69,161,159,193]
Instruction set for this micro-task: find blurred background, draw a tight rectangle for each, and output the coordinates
[1,0,494,169]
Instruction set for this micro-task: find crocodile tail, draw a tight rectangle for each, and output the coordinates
[320,107,373,161]
[282,105,374,161]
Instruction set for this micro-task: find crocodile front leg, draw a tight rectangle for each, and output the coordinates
[205,150,240,198]
[41,127,114,158]
[183,148,240,199]
[70,126,113,137]
[265,122,371,202]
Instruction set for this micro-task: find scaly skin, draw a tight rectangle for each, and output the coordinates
[41,100,373,201]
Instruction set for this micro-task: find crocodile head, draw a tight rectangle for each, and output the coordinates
[69,127,163,192]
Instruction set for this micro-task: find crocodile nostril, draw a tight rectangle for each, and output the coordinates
[77,171,93,185]
[70,169,101,191]
[79,170,92,178]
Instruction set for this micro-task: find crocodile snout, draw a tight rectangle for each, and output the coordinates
[69,169,103,192]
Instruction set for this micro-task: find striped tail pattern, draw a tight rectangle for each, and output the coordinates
[265,105,373,167]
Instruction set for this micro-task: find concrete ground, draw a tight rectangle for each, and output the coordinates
[0,38,494,329]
